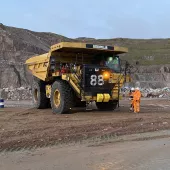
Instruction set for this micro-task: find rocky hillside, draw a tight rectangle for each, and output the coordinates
[0,23,73,88]
[1,23,170,90]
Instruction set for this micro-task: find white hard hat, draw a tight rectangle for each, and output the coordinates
[131,87,135,91]
[135,87,139,90]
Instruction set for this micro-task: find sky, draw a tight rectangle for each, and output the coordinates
[0,0,170,39]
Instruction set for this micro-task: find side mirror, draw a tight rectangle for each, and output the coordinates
[50,56,57,72]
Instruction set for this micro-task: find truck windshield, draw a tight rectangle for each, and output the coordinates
[104,56,120,73]
[92,54,121,73]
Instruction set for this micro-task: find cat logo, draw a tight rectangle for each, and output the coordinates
[93,45,108,49]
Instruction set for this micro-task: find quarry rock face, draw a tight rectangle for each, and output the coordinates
[131,65,170,89]
[0,23,71,89]
[1,23,170,100]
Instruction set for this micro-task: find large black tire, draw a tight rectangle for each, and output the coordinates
[96,100,118,111]
[32,78,49,109]
[50,80,74,114]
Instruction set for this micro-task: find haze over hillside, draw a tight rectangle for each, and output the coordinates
[1,23,170,89]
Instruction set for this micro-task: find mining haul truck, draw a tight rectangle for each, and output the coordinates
[25,42,131,114]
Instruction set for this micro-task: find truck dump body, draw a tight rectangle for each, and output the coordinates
[26,53,49,80]
[50,42,128,54]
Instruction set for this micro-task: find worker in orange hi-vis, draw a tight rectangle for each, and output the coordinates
[133,87,141,113]
[129,87,135,111]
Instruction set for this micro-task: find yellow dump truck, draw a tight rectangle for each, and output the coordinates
[25,42,130,114]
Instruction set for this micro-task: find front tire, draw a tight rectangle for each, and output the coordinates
[50,80,74,114]
[96,100,118,111]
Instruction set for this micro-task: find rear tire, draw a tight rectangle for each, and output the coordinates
[50,80,74,114]
[96,100,118,111]
[32,78,49,109]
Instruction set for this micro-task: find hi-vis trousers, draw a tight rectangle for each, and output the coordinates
[134,100,140,113]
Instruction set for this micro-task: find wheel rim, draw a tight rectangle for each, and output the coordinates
[53,89,60,107]
[34,89,38,102]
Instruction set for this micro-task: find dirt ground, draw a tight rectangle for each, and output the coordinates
[1,131,170,170]
[1,98,170,151]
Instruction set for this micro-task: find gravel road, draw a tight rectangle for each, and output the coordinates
[0,130,170,170]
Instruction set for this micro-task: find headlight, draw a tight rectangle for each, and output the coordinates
[103,71,110,80]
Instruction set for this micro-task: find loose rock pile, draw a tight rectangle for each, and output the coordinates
[121,87,170,98]
[141,87,170,98]
[0,87,32,100]
[1,86,170,101]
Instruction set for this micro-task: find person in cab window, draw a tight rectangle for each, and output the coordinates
[105,56,120,72]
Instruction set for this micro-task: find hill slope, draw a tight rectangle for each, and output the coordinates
[0,23,170,89]
[77,37,170,65]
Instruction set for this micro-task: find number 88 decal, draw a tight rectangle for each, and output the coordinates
[90,75,104,86]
